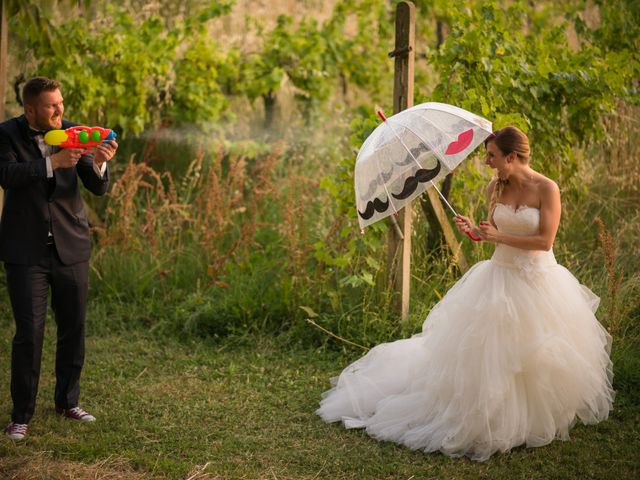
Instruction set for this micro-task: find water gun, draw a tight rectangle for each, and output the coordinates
[44,126,117,154]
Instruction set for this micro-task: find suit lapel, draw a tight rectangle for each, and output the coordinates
[17,115,46,159]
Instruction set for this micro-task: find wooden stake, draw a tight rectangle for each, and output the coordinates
[423,188,469,271]
[420,184,469,272]
[418,3,468,273]
[387,1,415,322]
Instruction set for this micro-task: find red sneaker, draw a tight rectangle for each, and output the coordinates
[55,406,96,422]
[5,422,28,440]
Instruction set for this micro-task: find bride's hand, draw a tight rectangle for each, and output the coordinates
[454,215,478,234]
[478,221,501,243]
[456,215,485,241]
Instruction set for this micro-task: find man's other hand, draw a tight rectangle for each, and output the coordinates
[51,148,83,170]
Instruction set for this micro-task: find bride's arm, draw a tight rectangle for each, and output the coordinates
[479,179,561,251]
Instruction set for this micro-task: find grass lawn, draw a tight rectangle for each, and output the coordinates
[0,316,638,480]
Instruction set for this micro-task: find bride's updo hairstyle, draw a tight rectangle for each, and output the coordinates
[485,126,531,215]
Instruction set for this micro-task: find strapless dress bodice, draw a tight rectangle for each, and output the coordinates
[490,203,557,272]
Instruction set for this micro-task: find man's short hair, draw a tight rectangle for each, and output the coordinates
[22,77,61,106]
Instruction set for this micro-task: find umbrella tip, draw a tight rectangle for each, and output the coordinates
[375,106,387,122]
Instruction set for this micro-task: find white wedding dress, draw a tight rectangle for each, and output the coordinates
[317,203,614,461]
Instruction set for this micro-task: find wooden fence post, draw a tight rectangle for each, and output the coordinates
[387,1,415,322]
[386,2,468,322]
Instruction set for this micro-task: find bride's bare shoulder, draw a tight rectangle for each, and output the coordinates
[538,175,559,191]
[535,175,560,203]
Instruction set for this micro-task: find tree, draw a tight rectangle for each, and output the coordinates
[7,0,235,134]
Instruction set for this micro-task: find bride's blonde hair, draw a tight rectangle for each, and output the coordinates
[485,126,531,215]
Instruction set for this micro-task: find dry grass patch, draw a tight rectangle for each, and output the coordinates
[0,453,228,480]
[0,452,151,480]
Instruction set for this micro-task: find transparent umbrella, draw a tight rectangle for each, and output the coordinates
[355,102,493,239]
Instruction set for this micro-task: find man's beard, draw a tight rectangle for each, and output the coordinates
[37,115,62,131]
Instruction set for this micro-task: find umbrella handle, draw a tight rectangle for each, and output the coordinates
[466,231,481,242]
[467,221,491,241]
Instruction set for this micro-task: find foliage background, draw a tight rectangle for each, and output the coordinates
[3,0,639,362]
[3,0,639,368]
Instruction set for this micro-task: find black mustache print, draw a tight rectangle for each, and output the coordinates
[359,164,393,201]
[379,164,393,182]
[394,143,430,167]
[359,143,431,202]
[391,160,442,200]
[358,196,390,220]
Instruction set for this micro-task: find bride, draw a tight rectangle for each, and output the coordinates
[316,126,614,461]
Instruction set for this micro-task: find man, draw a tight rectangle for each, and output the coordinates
[0,77,117,440]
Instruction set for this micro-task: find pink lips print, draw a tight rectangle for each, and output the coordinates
[445,129,474,155]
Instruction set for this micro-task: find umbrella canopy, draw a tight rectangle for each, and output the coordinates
[355,102,492,231]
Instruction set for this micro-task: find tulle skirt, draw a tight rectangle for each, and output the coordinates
[316,258,614,461]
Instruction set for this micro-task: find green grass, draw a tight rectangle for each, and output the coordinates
[0,312,638,480]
